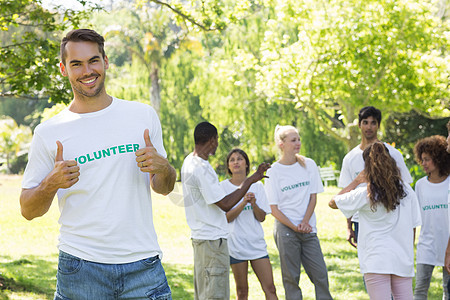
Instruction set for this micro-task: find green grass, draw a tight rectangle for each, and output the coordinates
[0,175,444,299]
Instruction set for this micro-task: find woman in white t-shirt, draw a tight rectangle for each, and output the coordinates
[265,125,333,300]
[413,135,450,300]
[330,142,421,300]
[220,148,278,300]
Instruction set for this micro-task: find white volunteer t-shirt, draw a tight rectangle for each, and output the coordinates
[22,98,166,264]
[265,158,324,233]
[338,143,412,222]
[181,153,228,240]
[448,180,450,233]
[220,180,270,260]
[335,184,421,277]
[415,176,449,266]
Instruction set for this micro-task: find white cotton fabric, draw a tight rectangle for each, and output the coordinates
[264,158,324,233]
[334,184,421,277]
[220,180,270,260]
[338,143,413,222]
[22,98,166,264]
[181,153,228,240]
[415,176,449,266]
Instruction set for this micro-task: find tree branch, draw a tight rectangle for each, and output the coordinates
[149,0,220,31]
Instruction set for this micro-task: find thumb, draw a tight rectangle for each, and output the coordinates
[144,129,154,147]
[55,141,64,162]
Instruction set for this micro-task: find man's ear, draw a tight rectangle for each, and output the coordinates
[104,55,109,70]
[60,62,67,77]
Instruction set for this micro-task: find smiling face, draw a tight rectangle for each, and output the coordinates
[359,116,379,142]
[280,129,301,155]
[60,41,109,100]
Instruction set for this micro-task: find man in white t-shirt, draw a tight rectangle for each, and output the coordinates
[338,106,412,248]
[445,120,450,294]
[181,122,270,300]
[20,29,177,299]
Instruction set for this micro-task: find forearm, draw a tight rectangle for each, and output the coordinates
[252,203,266,222]
[226,201,246,222]
[271,205,297,231]
[20,180,58,220]
[338,176,363,195]
[216,178,253,212]
[445,238,450,274]
[302,194,316,224]
[150,164,176,195]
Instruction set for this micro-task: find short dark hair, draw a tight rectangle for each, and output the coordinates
[194,122,218,145]
[226,148,250,176]
[60,29,106,65]
[414,135,450,177]
[358,106,382,125]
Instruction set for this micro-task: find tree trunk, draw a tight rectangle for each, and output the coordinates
[150,63,161,116]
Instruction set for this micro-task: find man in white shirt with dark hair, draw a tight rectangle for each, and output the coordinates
[338,106,412,247]
[181,121,270,300]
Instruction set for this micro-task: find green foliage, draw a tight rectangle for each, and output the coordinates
[383,111,449,185]
[0,0,101,103]
[162,0,449,152]
[0,117,32,174]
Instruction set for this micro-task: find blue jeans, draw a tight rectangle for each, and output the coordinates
[54,251,171,300]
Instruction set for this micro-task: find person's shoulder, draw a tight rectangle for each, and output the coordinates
[304,157,317,166]
[115,98,157,114]
[415,176,427,187]
[384,142,402,155]
[34,108,70,133]
[343,145,362,160]
[219,179,230,187]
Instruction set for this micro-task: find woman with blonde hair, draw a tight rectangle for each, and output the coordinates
[329,142,421,300]
[265,125,333,300]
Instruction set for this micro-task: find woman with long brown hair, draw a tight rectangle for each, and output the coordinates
[329,142,421,300]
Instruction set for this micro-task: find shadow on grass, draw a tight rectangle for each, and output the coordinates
[0,254,58,299]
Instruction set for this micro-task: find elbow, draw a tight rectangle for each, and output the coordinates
[20,207,37,221]
[328,198,338,209]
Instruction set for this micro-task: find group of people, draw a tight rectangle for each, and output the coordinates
[18,27,450,300]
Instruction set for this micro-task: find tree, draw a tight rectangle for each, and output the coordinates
[97,3,192,115]
[252,0,449,150]
[154,0,450,152]
[0,0,101,103]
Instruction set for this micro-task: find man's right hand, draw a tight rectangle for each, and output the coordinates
[249,162,271,183]
[50,141,80,190]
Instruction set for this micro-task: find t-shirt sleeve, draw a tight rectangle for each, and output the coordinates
[407,185,422,228]
[338,155,352,188]
[308,159,324,194]
[388,145,412,184]
[22,130,54,189]
[264,169,279,206]
[255,182,271,214]
[196,164,227,205]
[334,187,368,219]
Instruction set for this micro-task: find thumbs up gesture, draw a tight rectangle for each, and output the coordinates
[135,129,169,174]
[51,141,80,189]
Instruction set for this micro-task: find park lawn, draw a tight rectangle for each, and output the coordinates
[0,175,444,299]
